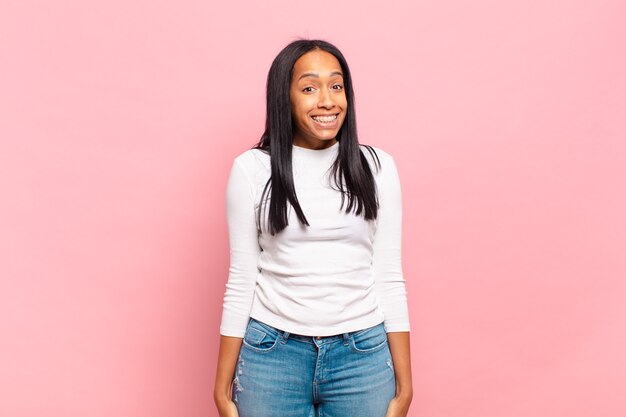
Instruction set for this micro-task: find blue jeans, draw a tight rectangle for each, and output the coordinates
[232,317,396,417]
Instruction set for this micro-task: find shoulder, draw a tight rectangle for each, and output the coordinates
[359,144,397,174]
[233,147,269,166]
[232,147,271,175]
[228,147,271,196]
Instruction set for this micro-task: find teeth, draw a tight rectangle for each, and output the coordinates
[312,115,337,123]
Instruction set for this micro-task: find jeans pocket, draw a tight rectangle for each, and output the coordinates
[242,319,281,353]
[349,323,388,354]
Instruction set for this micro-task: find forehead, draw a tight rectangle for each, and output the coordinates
[292,50,343,79]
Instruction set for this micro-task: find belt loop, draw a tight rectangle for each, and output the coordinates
[342,332,350,346]
[281,331,290,344]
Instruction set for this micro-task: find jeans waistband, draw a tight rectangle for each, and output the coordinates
[248,317,384,345]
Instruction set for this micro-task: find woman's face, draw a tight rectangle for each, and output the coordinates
[289,49,348,150]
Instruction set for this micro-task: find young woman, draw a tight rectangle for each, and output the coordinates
[214,39,413,417]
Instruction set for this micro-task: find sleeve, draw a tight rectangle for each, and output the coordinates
[219,157,262,337]
[372,153,411,333]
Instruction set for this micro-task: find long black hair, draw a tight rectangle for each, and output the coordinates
[255,39,380,235]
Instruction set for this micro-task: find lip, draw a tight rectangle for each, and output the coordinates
[311,113,340,117]
[310,113,340,129]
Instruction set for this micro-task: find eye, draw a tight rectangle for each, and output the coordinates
[332,84,344,91]
[302,86,316,93]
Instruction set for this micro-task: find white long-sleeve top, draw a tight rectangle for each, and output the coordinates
[219,141,410,337]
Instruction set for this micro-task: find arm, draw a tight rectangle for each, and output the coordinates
[214,336,243,416]
[214,157,261,415]
[371,153,413,413]
[386,332,413,415]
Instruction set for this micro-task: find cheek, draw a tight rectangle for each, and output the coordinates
[290,101,303,117]
[293,101,313,119]
[339,95,348,109]
[339,98,348,117]
[291,106,310,130]
[292,105,307,122]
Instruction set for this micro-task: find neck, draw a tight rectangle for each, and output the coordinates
[292,137,337,150]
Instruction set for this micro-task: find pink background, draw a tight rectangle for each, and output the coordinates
[1,1,625,416]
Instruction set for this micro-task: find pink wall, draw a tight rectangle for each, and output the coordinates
[1,1,625,416]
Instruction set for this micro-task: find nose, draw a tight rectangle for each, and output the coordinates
[317,87,335,109]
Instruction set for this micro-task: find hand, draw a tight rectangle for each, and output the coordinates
[385,394,412,417]
[215,397,239,417]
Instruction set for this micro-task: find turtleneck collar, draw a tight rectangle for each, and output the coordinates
[292,140,339,157]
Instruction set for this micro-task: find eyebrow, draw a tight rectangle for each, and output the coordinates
[297,71,344,81]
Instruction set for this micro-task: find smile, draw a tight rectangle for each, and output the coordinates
[311,114,338,124]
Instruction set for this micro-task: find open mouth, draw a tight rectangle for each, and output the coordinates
[311,114,339,125]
